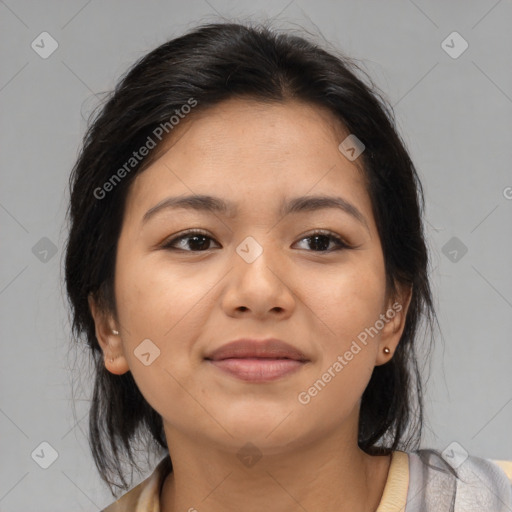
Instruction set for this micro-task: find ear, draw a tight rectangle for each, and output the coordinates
[374,284,413,366]
[88,293,130,375]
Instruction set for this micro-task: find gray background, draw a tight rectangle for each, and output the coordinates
[1,0,511,510]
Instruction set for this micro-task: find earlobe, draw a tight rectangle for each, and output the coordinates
[88,293,130,375]
[104,352,130,375]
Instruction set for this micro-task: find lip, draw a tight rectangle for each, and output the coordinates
[205,338,309,382]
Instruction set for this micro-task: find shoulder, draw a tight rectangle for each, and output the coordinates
[492,459,512,482]
[101,456,172,512]
[405,448,512,511]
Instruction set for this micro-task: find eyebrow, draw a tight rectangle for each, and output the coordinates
[142,193,369,231]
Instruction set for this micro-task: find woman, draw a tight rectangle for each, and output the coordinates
[64,21,512,511]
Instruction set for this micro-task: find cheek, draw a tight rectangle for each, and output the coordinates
[312,255,386,346]
[298,272,384,418]
[297,353,375,429]
[114,249,203,334]
[113,248,213,378]
[112,252,200,413]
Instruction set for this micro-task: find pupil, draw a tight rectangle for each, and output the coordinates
[310,235,329,251]
[190,235,209,251]
[185,235,332,251]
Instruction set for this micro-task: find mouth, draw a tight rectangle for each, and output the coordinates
[204,338,309,382]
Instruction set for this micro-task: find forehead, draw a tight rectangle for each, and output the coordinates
[123,98,371,224]
[169,97,350,159]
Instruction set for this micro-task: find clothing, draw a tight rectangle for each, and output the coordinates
[101,449,512,511]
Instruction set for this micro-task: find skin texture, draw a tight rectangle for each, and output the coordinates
[89,98,412,512]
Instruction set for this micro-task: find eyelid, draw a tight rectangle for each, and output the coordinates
[294,229,352,250]
[160,228,219,249]
[161,228,353,252]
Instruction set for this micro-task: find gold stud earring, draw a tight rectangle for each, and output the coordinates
[383,347,391,355]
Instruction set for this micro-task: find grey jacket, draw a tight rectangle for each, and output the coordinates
[406,449,512,511]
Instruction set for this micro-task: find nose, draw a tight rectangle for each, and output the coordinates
[220,237,296,320]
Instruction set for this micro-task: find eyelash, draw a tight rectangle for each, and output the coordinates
[161,229,352,253]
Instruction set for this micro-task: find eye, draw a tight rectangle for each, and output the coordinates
[294,230,351,252]
[161,229,220,252]
[161,229,351,253]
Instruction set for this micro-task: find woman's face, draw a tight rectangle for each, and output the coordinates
[91,98,410,454]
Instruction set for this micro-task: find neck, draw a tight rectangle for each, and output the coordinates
[159,424,391,512]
